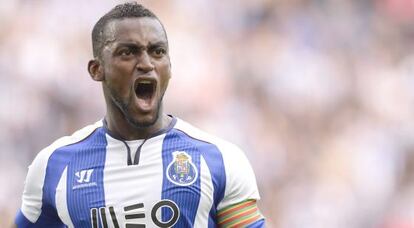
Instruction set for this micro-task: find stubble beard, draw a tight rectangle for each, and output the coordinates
[111,88,165,129]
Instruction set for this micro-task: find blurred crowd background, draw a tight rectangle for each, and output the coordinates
[1,0,414,227]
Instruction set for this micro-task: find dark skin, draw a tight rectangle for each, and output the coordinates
[12,18,171,227]
[88,17,172,140]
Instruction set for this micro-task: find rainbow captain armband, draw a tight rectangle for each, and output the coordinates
[217,200,265,227]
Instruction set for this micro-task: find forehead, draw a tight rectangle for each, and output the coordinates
[103,17,167,45]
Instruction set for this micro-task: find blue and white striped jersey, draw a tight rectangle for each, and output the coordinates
[15,117,263,228]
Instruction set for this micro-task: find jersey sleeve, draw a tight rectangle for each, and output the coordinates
[15,150,64,228]
[216,144,265,227]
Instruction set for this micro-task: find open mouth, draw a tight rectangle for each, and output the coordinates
[134,79,156,101]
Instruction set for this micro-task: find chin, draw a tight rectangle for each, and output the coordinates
[119,94,164,129]
[127,113,159,129]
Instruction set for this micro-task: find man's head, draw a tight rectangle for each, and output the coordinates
[88,2,171,130]
[91,2,166,59]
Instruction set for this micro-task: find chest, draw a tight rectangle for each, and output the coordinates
[55,138,214,228]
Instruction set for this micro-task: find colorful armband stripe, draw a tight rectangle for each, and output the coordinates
[217,200,264,227]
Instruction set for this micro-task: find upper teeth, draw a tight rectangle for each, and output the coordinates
[140,80,152,84]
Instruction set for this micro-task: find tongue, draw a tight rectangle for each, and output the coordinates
[136,96,153,111]
[135,82,156,111]
[135,87,154,111]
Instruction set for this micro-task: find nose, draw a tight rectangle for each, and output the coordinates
[136,51,154,73]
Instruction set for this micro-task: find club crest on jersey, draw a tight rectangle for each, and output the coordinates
[166,151,198,186]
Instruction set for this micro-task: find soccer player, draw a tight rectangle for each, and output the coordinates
[15,2,265,228]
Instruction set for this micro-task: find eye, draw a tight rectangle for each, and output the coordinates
[152,47,166,57]
[119,48,133,56]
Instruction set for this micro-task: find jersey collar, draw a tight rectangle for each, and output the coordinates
[102,115,177,141]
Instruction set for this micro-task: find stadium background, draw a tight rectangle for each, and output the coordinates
[1,0,414,227]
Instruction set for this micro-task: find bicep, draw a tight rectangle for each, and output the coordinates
[17,156,47,225]
[15,154,63,227]
[216,145,265,227]
[217,200,265,227]
[218,145,261,210]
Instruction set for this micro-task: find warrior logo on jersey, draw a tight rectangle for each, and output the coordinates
[166,151,198,186]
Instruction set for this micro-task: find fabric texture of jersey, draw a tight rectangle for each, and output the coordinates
[15,117,264,228]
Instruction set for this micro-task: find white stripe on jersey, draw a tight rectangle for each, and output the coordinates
[56,167,74,228]
[20,121,102,223]
[194,155,214,228]
[104,133,166,227]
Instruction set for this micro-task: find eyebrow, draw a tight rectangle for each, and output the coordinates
[148,41,168,47]
[115,41,168,48]
[115,42,139,49]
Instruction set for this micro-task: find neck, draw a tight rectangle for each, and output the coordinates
[105,106,172,140]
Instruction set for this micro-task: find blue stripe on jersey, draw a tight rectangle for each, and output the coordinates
[16,127,104,228]
[162,129,226,227]
[174,129,226,227]
[15,209,64,228]
[61,127,107,228]
[39,130,104,228]
[247,219,266,228]
[15,210,32,227]
[197,146,226,227]
[161,129,201,227]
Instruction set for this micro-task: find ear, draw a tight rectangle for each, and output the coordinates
[88,59,104,81]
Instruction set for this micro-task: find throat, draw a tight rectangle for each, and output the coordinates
[104,114,174,140]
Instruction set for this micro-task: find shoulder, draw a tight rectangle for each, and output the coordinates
[173,118,245,158]
[19,120,103,223]
[173,118,260,209]
[172,118,251,178]
[30,120,103,170]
